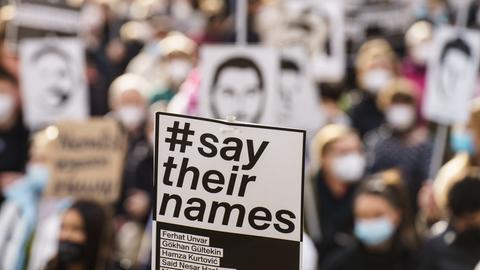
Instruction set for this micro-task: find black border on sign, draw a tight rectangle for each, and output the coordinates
[153,111,306,240]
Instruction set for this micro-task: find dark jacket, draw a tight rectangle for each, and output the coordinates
[322,240,416,270]
[348,93,384,138]
[418,228,480,270]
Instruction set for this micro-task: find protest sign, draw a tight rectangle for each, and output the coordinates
[153,113,305,270]
[278,47,324,133]
[259,0,345,82]
[198,45,278,125]
[44,118,127,203]
[5,0,81,51]
[423,26,480,125]
[20,37,88,130]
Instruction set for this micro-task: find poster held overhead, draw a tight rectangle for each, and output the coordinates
[20,37,89,130]
[199,46,278,125]
[153,113,305,270]
[423,26,480,125]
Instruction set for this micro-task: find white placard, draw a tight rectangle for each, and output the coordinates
[153,113,304,270]
[198,46,278,124]
[20,38,88,130]
[423,26,480,125]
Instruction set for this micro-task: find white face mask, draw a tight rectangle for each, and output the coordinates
[168,59,193,84]
[0,93,15,123]
[386,104,416,131]
[117,106,145,129]
[362,69,393,94]
[331,153,366,183]
[411,43,431,65]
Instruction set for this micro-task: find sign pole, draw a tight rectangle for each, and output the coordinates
[236,0,248,45]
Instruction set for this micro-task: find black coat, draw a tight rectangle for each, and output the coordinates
[322,241,416,270]
[418,229,480,270]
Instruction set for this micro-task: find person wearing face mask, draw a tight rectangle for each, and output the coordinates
[348,39,399,138]
[45,200,113,270]
[108,74,151,222]
[0,67,29,175]
[150,32,197,104]
[305,124,367,264]
[322,171,419,270]
[402,20,433,116]
[366,78,433,213]
[419,174,480,270]
[0,128,53,270]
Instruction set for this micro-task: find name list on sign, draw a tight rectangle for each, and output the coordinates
[159,229,236,270]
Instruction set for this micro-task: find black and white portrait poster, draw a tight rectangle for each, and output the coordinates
[5,0,82,52]
[153,113,305,270]
[278,47,324,133]
[20,38,88,130]
[423,26,480,125]
[258,0,345,83]
[199,46,278,124]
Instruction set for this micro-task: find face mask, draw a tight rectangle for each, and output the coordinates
[355,217,395,246]
[117,106,145,130]
[362,69,393,94]
[168,59,192,84]
[58,240,85,267]
[450,131,476,155]
[331,153,366,183]
[386,104,416,131]
[411,43,431,65]
[0,93,15,123]
[26,163,50,191]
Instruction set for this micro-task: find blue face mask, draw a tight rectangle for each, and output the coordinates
[450,132,476,155]
[26,163,50,191]
[354,217,395,247]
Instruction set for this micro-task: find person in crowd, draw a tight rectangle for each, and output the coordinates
[149,31,197,104]
[402,20,433,114]
[366,78,432,212]
[348,39,400,138]
[0,66,29,174]
[320,83,351,126]
[305,124,367,263]
[418,174,480,270]
[108,73,151,189]
[0,128,53,270]
[322,170,419,270]
[45,200,113,270]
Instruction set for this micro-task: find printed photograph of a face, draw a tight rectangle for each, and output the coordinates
[199,46,278,124]
[20,38,88,130]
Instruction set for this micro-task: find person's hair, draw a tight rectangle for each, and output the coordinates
[31,44,71,64]
[448,176,480,218]
[46,200,112,270]
[355,170,419,250]
[440,37,472,63]
[281,59,300,73]
[212,56,264,90]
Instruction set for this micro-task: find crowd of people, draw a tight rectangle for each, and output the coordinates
[0,0,480,270]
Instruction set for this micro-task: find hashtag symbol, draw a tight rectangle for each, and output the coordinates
[165,121,195,153]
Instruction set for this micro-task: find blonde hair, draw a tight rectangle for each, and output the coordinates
[376,78,418,111]
[108,73,151,109]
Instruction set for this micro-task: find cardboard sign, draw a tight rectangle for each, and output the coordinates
[198,45,278,124]
[20,37,88,130]
[45,118,127,203]
[423,26,480,125]
[5,0,81,51]
[153,113,305,270]
[278,47,324,134]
